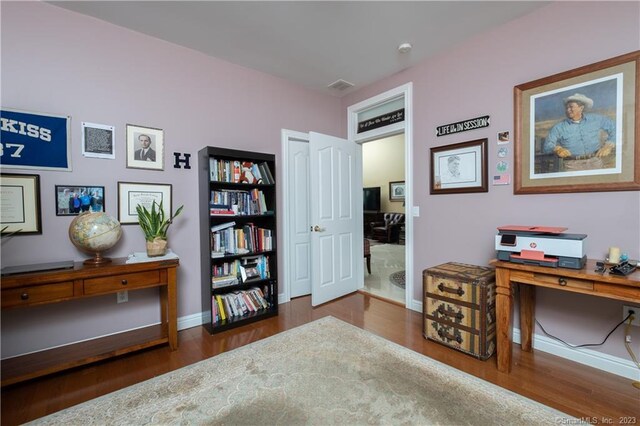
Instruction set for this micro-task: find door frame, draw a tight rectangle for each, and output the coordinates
[280,129,310,304]
[347,82,415,310]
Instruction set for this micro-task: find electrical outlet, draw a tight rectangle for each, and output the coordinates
[117,290,128,304]
[623,305,640,326]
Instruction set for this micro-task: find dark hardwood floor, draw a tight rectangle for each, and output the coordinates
[2,292,639,425]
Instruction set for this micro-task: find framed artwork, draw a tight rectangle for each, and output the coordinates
[82,122,115,159]
[514,51,640,194]
[389,181,405,201]
[117,181,171,224]
[430,138,488,194]
[126,124,164,171]
[0,173,42,235]
[55,185,105,216]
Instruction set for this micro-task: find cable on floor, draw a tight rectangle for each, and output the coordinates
[535,312,633,348]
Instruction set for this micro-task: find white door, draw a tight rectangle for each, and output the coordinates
[288,140,312,298]
[309,131,362,306]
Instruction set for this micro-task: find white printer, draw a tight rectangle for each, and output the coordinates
[495,225,587,269]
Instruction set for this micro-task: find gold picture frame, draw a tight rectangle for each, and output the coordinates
[514,51,640,194]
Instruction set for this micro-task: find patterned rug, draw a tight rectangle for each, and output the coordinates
[389,270,405,288]
[32,317,573,425]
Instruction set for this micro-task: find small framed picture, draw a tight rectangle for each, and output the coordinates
[126,124,164,171]
[82,122,115,159]
[0,173,42,235]
[430,138,488,194]
[55,185,105,216]
[117,181,172,224]
[240,263,260,282]
[389,181,405,201]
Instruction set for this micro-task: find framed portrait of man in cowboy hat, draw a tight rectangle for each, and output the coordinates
[514,51,640,194]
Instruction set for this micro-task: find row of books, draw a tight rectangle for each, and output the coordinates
[211,255,271,286]
[211,224,273,255]
[209,159,274,184]
[211,287,270,323]
[209,189,269,216]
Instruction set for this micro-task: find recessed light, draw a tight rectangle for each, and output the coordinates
[398,43,412,53]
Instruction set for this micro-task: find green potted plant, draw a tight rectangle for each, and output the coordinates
[136,201,184,257]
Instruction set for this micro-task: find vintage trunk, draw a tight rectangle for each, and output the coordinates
[423,262,496,360]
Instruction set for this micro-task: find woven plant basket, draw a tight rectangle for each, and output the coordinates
[146,238,168,257]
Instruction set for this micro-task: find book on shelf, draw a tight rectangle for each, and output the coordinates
[210,209,234,215]
[250,163,263,183]
[212,288,270,323]
[259,162,275,184]
[210,221,236,232]
[212,275,239,289]
[215,295,226,321]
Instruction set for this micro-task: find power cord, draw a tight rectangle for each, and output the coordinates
[537,311,640,389]
[535,312,633,348]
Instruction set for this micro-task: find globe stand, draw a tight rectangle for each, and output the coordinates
[83,252,112,266]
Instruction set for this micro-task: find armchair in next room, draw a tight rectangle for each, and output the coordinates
[370,213,405,243]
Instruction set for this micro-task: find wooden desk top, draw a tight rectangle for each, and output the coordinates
[1,257,180,290]
[490,259,640,287]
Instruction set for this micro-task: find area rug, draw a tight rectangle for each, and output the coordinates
[31,317,572,425]
[389,270,405,288]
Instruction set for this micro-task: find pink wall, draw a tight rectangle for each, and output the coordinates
[342,2,640,359]
[0,2,341,357]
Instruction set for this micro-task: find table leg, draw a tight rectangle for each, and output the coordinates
[167,266,178,350]
[519,284,535,352]
[495,267,513,373]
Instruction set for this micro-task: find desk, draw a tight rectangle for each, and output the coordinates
[491,259,640,373]
[1,257,179,386]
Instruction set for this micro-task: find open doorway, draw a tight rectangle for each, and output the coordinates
[361,134,406,304]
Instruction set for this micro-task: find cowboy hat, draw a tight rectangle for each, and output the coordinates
[563,93,593,109]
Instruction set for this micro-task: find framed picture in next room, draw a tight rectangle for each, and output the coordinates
[389,181,405,201]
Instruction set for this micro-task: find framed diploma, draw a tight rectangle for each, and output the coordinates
[0,173,42,235]
[117,181,172,225]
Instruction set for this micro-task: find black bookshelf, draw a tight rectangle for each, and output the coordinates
[198,146,278,334]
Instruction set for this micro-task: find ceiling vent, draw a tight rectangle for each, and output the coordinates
[328,79,354,91]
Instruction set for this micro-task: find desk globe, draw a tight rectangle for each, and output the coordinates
[69,212,122,265]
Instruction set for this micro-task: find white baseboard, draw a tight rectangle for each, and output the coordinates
[180,311,209,330]
[512,327,638,380]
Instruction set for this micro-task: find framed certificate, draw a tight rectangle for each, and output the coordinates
[0,173,42,235]
[117,181,172,225]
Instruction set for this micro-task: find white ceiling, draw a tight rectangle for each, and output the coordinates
[49,1,548,96]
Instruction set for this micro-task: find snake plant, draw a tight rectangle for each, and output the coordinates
[136,201,183,241]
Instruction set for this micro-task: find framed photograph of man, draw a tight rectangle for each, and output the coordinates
[82,122,115,159]
[126,124,164,171]
[514,51,640,194]
[430,138,488,195]
[389,181,405,201]
[117,181,172,224]
[55,185,105,216]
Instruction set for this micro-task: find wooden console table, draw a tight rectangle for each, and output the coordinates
[491,259,640,373]
[1,257,179,386]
